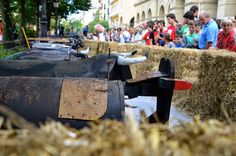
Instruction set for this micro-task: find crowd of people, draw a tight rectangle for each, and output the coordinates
[89,6,236,52]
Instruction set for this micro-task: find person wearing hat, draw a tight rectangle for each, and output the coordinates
[0,18,3,41]
[216,18,235,51]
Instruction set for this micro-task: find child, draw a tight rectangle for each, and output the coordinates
[164,34,175,48]
[182,20,199,48]
[174,34,184,48]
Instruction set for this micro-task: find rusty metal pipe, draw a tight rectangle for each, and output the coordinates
[0,76,124,129]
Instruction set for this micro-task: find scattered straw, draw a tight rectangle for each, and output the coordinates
[0,116,235,156]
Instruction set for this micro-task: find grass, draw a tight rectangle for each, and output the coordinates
[0,45,27,59]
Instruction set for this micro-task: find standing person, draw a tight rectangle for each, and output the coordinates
[110,28,117,42]
[165,13,177,41]
[150,20,159,45]
[134,27,143,44]
[116,27,122,42]
[182,20,199,48]
[156,20,166,46]
[180,11,194,35]
[82,25,89,38]
[147,20,157,45]
[129,27,136,43]
[134,24,153,45]
[190,5,201,28]
[198,11,218,49]
[119,25,131,43]
[190,6,199,19]
[59,26,64,37]
[216,18,235,51]
[99,30,106,42]
[92,31,99,40]
[0,18,3,41]
[142,25,153,45]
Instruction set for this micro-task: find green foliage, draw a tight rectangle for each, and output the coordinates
[88,20,109,33]
[24,0,37,25]
[0,46,27,58]
[0,45,3,51]
[57,0,92,18]
[61,19,83,34]
[0,50,17,58]
[88,11,109,33]
[25,28,37,37]
[0,0,92,41]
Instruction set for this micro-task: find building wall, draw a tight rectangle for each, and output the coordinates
[108,0,236,27]
[134,0,158,25]
[110,0,120,26]
[119,1,136,25]
[98,0,104,20]
[217,0,236,19]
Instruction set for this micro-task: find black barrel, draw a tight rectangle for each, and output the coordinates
[0,54,117,78]
[0,76,125,129]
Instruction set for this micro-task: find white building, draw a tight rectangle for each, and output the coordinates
[109,0,236,27]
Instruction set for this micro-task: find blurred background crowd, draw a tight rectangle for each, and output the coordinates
[86,6,236,52]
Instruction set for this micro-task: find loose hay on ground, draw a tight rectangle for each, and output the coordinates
[0,116,236,156]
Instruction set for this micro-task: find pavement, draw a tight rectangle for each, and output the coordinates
[125,96,192,127]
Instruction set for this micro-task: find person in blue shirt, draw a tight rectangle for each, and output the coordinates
[82,25,89,38]
[198,11,218,49]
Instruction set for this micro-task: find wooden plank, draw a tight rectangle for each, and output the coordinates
[28,37,69,43]
[21,27,31,50]
[126,71,168,83]
[58,78,108,120]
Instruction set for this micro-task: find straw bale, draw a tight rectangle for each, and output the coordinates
[83,40,236,120]
[0,116,236,156]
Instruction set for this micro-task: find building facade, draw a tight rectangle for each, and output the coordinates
[109,0,136,27]
[109,0,236,27]
[98,0,111,21]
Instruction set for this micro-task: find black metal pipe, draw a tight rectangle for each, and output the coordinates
[0,76,124,129]
[40,0,47,37]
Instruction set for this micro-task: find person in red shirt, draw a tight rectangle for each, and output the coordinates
[231,45,236,52]
[165,13,177,41]
[216,18,235,51]
[142,25,153,45]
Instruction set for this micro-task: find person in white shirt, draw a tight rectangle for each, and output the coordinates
[119,25,131,43]
[98,31,106,42]
[134,27,144,44]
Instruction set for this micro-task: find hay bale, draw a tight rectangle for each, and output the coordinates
[0,117,236,156]
[83,40,236,120]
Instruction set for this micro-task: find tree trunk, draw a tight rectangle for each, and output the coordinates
[19,0,26,40]
[36,0,40,37]
[0,0,13,41]
[46,0,53,35]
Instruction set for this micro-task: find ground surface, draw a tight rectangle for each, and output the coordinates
[125,96,192,126]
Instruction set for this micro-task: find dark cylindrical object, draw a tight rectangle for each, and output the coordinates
[0,76,124,129]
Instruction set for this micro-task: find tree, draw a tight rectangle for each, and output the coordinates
[0,0,14,41]
[88,10,109,33]
[58,0,92,18]
[61,19,83,34]
[43,0,92,35]
[0,0,92,39]
[18,0,26,39]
